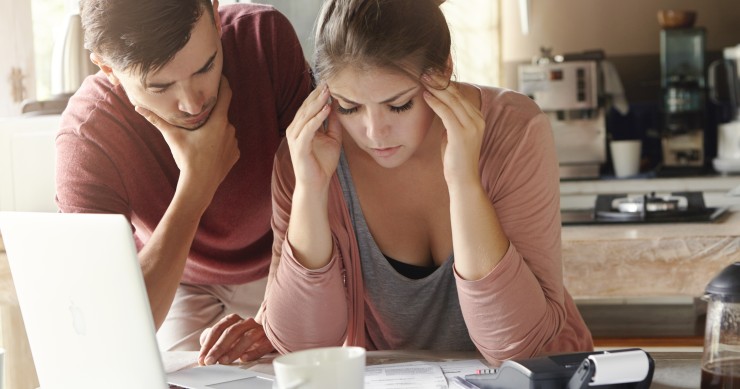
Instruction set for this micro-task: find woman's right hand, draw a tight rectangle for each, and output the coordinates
[285,85,342,192]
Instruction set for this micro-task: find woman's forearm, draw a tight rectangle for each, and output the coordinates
[286,184,334,269]
[447,180,509,280]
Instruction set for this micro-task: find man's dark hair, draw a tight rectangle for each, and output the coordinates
[80,0,214,81]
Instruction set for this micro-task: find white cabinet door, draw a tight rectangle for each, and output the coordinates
[0,0,35,117]
[0,115,60,212]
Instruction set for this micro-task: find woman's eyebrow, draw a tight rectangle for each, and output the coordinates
[332,86,418,105]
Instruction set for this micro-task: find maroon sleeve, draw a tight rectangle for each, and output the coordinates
[267,11,313,133]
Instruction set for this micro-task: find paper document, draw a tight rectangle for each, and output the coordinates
[365,361,447,389]
[365,359,489,389]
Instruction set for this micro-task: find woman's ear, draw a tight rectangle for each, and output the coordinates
[90,53,120,85]
[444,55,454,79]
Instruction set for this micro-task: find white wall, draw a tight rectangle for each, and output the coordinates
[502,0,740,61]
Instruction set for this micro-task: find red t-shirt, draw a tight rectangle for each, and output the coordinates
[55,4,312,285]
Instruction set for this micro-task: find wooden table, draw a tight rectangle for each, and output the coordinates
[0,236,39,389]
[162,349,704,388]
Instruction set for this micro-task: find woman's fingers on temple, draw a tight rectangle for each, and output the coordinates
[424,91,463,131]
[287,86,330,141]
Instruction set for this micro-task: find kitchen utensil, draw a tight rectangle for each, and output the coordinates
[657,10,697,29]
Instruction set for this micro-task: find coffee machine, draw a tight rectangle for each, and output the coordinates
[518,59,606,179]
[659,28,706,169]
[709,44,740,173]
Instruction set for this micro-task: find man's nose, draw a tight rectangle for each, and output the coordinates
[177,87,205,116]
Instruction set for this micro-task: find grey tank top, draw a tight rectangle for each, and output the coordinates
[336,151,477,351]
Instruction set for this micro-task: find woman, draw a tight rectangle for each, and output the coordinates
[206,0,593,366]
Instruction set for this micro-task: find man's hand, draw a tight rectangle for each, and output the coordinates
[135,75,240,209]
[198,314,275,365]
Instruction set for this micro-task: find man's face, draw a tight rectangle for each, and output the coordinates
[111,9,223,130]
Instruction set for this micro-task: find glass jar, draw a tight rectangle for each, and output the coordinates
[701,262,740,388]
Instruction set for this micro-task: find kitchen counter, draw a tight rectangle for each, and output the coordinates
[560,175,740,299]
[561,175,740,210]
[562,206,740,299]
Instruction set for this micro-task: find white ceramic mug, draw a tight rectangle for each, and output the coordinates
[718,121,740,160]
[610,140,642,178]
[273,346,366,389]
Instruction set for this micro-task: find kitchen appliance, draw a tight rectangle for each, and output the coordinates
[709,44,740,173]
[701,262,740,388]
[659,27,707,169]
[518,58,606,179]
[560,191,728,225]
[464,348,654,389]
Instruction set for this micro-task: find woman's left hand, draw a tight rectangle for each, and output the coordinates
[198,314,274,365]
[422,72,485,187]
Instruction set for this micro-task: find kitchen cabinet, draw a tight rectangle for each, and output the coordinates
[0,114,60,212]
[0,0,35,117]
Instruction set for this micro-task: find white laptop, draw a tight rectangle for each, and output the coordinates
[0,212,274,389]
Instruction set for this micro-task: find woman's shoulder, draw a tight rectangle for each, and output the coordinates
[476,84,544,122]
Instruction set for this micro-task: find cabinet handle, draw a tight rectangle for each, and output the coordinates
[8,67,26,103]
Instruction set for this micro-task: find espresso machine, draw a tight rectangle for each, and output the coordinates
[659,28,706,169]
[518,58,606,179]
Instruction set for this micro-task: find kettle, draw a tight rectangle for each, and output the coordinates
[22,13,98,115]
[50,13,98,97]
[701,262,740,388]
[709,45,740,169]
[709,45,740,123]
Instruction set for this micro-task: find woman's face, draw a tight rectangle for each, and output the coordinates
[327,66,438,169]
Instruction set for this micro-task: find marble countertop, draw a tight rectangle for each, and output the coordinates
[562,208,740,299]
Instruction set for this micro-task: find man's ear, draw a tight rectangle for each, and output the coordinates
[90,53,120,85]
[212,0,222,35]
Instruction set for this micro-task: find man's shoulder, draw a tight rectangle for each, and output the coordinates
[60,74,137,138]
[218,3,287,30]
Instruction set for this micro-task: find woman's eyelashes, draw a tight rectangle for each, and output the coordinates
[336,100,414,115]
[390,100,414,113]
[336,105,358,115]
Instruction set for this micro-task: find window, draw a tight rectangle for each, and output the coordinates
[442,0,501,87]
[31,0,69,101]
[25,0,502,104]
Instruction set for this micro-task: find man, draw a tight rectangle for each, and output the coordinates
[55,0,311,364]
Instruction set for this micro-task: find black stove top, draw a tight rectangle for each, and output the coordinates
[561,191,729,226]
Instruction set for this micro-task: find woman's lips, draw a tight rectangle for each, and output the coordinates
[371,146,401,158]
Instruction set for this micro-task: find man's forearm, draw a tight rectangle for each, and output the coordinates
[138,178,212,329]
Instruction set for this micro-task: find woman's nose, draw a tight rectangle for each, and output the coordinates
[364,112,390,140]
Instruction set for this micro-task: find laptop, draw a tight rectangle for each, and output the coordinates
[0,212,274,389]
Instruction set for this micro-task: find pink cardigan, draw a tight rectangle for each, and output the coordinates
[260,85,593,365]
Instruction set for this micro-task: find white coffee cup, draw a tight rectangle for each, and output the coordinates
[273,346,366,389]
[610,140,642,178]
[718,121,740,160]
